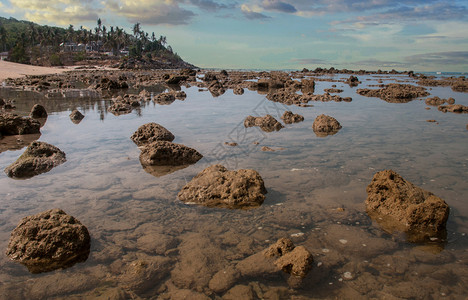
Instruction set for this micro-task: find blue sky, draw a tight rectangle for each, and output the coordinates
[1,0,468,71]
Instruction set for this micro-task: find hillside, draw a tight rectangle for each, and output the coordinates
[0,16,194,69]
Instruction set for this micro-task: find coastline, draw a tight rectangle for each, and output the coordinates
[0,60,71,82]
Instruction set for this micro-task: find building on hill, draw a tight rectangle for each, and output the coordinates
[0,52,8,61]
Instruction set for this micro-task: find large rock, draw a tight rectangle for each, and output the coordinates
[139,141,203,166]
[357,84,429,103]
[312,114,342,137]
[244,115,284,132]
[438,104,468,113]
[178,165,267,208]
[0,112,41,136]
[130,123,175,146]
[4,141,66,179]
[366,170,450,242]
[29,104,48,119]
[5,209,90,273]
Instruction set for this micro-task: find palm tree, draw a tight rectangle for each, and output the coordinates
[133,23,141,40]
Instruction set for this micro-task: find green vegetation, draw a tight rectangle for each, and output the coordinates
[0,16,185,66]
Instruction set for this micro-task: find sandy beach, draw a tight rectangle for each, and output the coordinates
[0,60,69,82]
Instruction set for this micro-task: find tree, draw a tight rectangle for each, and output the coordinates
[0,25,7,51]
[132,23,140,39]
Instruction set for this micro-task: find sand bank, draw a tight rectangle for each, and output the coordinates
[0,60,69,82]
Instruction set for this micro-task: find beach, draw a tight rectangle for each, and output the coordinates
[0,60,70,82]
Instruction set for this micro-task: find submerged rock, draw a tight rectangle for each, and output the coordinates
[4,141,66,179]
[5,208,90,273]
[312,114,342,137]
[0,112,41,136]
[139,141,203,166]
[244,114,284,132]
[130,123,175,146]
[366,170,449,242]
[263,238,313,277]
[69,109,85,124]
[178,164,267,209]
[29,104,48,119]
[281,111,304,124]
[425,96,455,106]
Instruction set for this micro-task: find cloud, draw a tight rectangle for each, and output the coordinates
[187,0,233,12]
[9,0,99,25]
[105,0,196,25]
[261,0,296,13]
[405,51,468,66]
[241,4,270,20]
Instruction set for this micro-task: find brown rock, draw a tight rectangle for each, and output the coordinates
[0,112,41,136]
[29,104,48,119]
[5,209,90,273]
[165,75,188,85]
[208,266,240,293]
[244,114,284,132]
[438,104,468,113]
[324,88,344,93]
[274,246,314,277]
[177,164,267,209]
[346,75,360,86]
[4,141,66,178]
[130,123,175,146]
[357,84,429,103]
[312,114,342,137]
[69,109,85,124]
[281,111,304,124]
[366,170,449,242]
[263,237,295,258]
[233,86,244,95]
[139,141,203,166]
[222,285,256,300]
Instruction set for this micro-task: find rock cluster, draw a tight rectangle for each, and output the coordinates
[267,90,351,106]
[312,114,342,137]
[0,112,41,136]
[108,95,141,115]
[4,141,66,178]
[425,96,455,106]
[438,104,468,113]
[244,115,284,132]
[281,111,304,124]
[357,84,429,103]
[178,164,267,209]
[5,209,90,273]
[98,77,128,90]
[154,91,186,105]
[346,76,360,86]
[366,170,449,242]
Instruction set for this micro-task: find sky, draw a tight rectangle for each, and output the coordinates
[1,0,468,72]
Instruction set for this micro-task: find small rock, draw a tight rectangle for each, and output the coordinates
[29,104,48,119]
[69,109,85,124]
[139,141,203,166]
[244,115,284,132]
[312,114,342,137]
[281,111,304,124]
[130,123,175,146]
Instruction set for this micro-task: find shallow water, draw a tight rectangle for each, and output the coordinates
[0,74,467,299]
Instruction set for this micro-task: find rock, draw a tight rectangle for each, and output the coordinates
[264,237,295,258]
[451,79,468,92]
[222,285,256,300]
[4,141,66,178]
[438,104,468,113]
[324,88,344,93]
[425,96,454,106]
[261,146,275,152]
[120,255,172,295]
[312,114,342,137]
[69,109,85,124]
[357,84,429,103]
[5,209,90,273]
[244,115,284,132]
[177,164,267,209]
[141,164,193,177]
[139,141,203,166]
[209,266,240,293]
[281,111,304,124]
[29,104,48,119]
[346,76,360,86]
[208,80,226,97]
[180,68,197,76]
[203,72,217,82]
[165,75,188,85]
[107,95,140,115]
[0,112,41,136]
[130,123,175,146]
[274,246,314,277]
[236,252,279,277]
[233,86,244,95]
[99,77,128,90]
[154,91,186,105]
[366,170,450,242]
